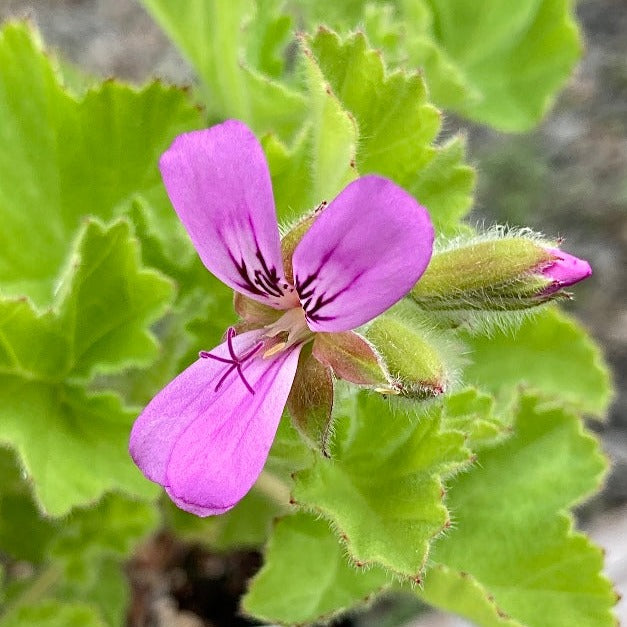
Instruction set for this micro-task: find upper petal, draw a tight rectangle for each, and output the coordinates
[292,175,434,332]
[129,330,301,515]
[160,120,292,308]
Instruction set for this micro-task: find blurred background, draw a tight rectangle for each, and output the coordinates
[0,0,624,625]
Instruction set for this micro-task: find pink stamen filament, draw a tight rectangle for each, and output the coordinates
[199,327,263,395]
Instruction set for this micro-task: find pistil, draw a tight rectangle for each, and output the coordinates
[200,327,263,394]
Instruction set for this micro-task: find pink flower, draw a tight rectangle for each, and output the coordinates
[129,120,434,516]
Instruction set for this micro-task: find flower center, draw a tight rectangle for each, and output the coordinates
[261,307,313,357]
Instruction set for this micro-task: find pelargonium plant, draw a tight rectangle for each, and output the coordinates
[0,2,617,626]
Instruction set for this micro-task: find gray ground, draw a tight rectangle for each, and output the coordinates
[0,0,625,624]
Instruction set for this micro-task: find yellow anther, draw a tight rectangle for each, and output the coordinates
[263,342,287,359]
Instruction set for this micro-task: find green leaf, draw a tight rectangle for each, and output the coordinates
[262,131,311,222]
[292,391,472,579]
[141,0,307,139]
[296,0,581,131]
[462,308,613,417]
[0,601,105,627]
[305,29,474,232]
[0,21,202,306]
[55,558,128,627]
[440,388,508,450]
[50,493,159,572]
[409,0,582,131]
[259,34,361,224]
[243,513,389,625]
[409,136,475,233]
[51,495,159,626]
[0,218,174,381]
[0,219,172,515]
[417,566,521,627]
[301,39,359,205]
[266,412,315,481]
[421,395,616,626]
[0,383,157,516]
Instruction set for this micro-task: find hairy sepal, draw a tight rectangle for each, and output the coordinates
[287,349,335,457]
[312,331,391,388]
[410,231,556,312]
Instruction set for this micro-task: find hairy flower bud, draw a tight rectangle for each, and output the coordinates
[409,232,591,312]
[366,303,455,399]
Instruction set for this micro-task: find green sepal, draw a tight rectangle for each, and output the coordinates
[280,210,321,283]
[410,233,555,311]
[312,331,390,387]
[233,292,281,326]
[287,349,335,458]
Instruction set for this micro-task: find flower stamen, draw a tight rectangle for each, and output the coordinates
[263,341,287,359]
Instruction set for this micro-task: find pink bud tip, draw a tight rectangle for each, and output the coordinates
[541,247,592,293]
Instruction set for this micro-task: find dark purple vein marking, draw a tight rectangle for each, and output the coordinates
[216,225,287,300]
[295,267,366,324]
[227,248,285,299]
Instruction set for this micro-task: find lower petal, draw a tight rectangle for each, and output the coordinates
[129,330,302,515]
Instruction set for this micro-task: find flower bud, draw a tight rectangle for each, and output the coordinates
[409,232,591,312]
[366,303,454,399]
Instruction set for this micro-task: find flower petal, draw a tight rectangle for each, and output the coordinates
[129,330,301,516]
[292,175,434,332]
[160,120,293,308]
[541,247,592,292]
